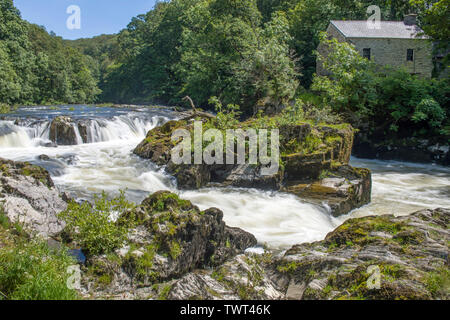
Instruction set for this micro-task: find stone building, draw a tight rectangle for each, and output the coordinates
[317,14,433,77]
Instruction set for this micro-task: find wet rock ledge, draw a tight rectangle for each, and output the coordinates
[166,208,449,300]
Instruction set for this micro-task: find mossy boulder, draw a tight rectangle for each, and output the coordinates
[133,120,187,165]
[281,124,354,181]
[134,116,370,215]
[274,208,449,300]
[82,191,257,298]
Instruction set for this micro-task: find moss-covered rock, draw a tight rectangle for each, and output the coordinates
[283,165,372,217]
[274,208,450,300]
[82,191,257,298]
[133,115,371,215]
[133,120,187,165]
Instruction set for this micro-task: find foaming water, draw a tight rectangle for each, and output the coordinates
[1,106,449,249]
[339,157,450,223]
[180,189,339,249]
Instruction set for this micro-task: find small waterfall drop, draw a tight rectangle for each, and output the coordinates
[0,114,167,148]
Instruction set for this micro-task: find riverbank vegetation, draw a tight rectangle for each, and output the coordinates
[0,0,99,106]
[1,0,448,142]
[69,0,448,144]
[0,209,79,300]
[313,36,449,143]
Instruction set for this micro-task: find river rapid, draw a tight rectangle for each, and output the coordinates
[1,105,449,250]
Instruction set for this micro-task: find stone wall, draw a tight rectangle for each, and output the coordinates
[317,23,433,77]
[349,37,432,77]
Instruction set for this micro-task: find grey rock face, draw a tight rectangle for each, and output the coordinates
[0,158,66,238]
[81,191,257,298]
[167,254,285,300]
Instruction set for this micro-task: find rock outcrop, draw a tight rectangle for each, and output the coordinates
[153,208,449,300]
[353,134,450,166]
[274,208,449,300]
[49,116,79,145]
[0,158,66,238]
[134,117,371,216]
[81,191,257,298]
[283,165,371,217]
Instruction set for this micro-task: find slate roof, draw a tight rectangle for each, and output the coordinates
[330,20,428,39]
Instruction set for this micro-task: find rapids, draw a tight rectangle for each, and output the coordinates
[1,105,449,249]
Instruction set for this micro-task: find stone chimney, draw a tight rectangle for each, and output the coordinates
[404,14,417,26]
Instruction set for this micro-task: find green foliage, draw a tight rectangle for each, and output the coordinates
[59,191,135,256]
[0,206,10,229]
[425,266,450,297]
[157,283,172,300]
[100,0,298,114]
[0,0,100,105]
[0,103,15,114]
[412,0,449,72]
[0,240,79,300]
[208,96,242,129]
[312,34,377,124]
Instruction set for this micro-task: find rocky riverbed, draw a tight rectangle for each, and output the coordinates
[0,157,448,300]
[0,106,449,300]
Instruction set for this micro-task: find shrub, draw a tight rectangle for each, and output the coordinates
[0,240,79,300]
[59,191,135,256]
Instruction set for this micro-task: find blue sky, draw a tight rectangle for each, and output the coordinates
[14,0,157,40]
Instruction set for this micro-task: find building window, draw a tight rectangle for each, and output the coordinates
[407,49,414,61]
[363,48,371,60]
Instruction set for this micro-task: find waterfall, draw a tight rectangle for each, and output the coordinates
[0,115,167,148]
[0,123,33,148]
[84,116,163,143]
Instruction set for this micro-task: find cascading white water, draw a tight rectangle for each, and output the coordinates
[1,105,449,250]
[0,114,165,148]
[84,116,162,143]
[0,120,51,148]
[0,125,33,148]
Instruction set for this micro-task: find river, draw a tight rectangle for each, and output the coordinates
[1,105,449,249]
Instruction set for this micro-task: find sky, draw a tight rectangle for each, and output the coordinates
[14,0,158,40]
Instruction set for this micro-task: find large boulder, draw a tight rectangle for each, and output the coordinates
[166,253,285,300]
[49,116,79,145]
[81,191,257,298]
[283,165,372,217]
[274,208,450,300]
[0,158,66,238]
[134,119,283,190]
[281,123,354,181]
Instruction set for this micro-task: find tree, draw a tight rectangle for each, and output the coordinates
[312,33,377,124]
[177,0,298,114]
[0,0,100,106]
